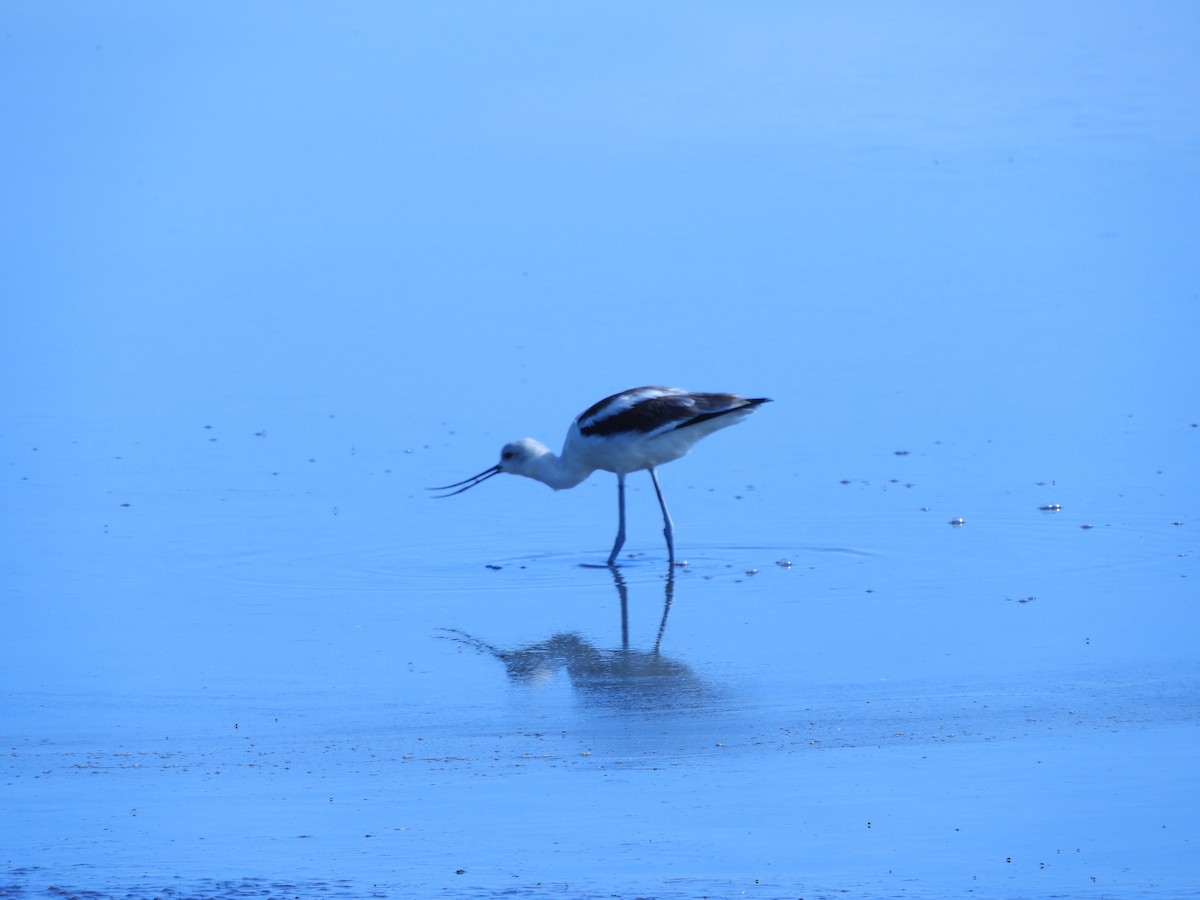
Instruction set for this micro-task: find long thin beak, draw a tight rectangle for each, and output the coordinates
[428,465,502,497]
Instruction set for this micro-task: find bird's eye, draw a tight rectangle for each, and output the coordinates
[502,450,514,460]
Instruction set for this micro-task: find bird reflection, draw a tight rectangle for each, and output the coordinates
[442,567,707,710]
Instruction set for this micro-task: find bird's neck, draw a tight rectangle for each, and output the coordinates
[529,449,593,491]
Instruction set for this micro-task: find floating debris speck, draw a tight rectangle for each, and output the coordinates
[949,517,966,526]
[1039,503,1062,512]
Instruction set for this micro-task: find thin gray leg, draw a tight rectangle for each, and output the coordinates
[607,473,627,566]
[649,467,675,565]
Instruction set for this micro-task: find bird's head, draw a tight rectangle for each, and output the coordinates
[428,438,552,496]
[495,438,552,477]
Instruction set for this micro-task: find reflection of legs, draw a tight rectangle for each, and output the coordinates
[609,564,630,649]
[606,473,627,567]
[653,566,675,655]
[649,467,675,565]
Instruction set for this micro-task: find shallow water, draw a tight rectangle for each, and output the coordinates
[3,3,1199,898]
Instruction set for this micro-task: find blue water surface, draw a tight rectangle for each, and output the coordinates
[3,3,1198,898]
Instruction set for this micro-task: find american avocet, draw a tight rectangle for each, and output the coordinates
[430,386,771,566]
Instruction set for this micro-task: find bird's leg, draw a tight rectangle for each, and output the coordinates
[649,467,675,565]
[607,473,627,566]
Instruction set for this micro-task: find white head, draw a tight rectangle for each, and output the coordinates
[429,437,554,496]
[496,438,553,477]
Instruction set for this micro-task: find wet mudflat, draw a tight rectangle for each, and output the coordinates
[4,408,1196,898]
[3,3,1198,898]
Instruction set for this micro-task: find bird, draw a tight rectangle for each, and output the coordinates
[429,386,771,566]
